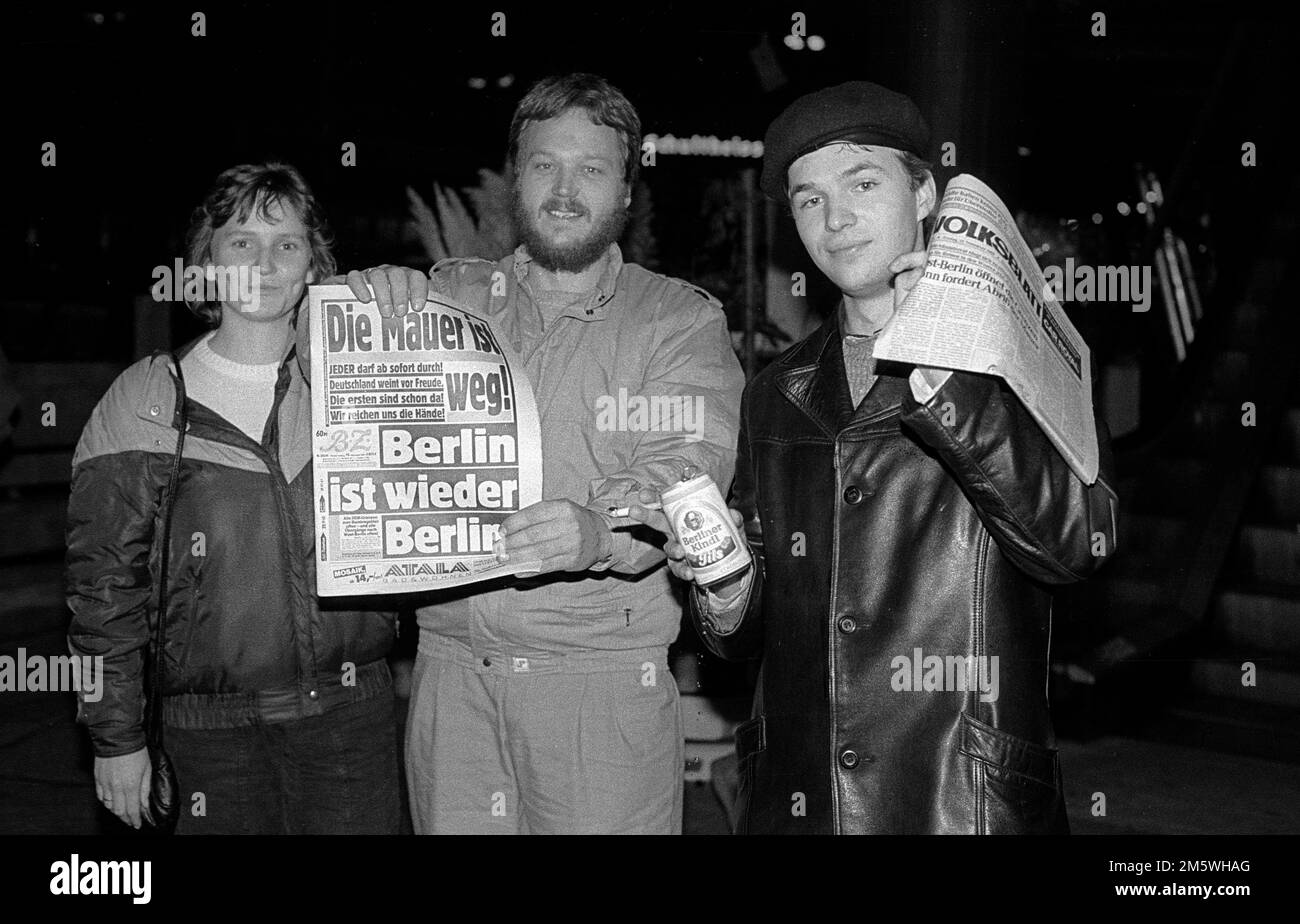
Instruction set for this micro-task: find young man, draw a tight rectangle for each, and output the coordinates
[344,74,745,833]
[68,163,400,834]
[643,80,1118,834]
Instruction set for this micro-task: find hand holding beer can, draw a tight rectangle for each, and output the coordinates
[659,467,751,586]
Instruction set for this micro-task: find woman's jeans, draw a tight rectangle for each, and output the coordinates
[166,689,401,834]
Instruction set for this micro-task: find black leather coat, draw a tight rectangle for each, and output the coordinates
[691,317,1117,834]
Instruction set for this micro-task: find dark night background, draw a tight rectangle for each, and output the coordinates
[2,1,1285,359]
[2,1,1298,839]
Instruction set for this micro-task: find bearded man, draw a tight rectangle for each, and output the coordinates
[345,73,745,833]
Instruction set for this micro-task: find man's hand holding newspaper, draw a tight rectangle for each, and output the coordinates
[889,223,955,400]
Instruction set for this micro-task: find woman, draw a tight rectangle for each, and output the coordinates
[66,163,400,834]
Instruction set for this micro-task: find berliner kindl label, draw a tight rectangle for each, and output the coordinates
[661,473,751,585]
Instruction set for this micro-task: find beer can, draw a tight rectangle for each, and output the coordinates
[660,470,751,586]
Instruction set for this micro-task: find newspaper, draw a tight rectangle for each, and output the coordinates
[308,284,543,596]
[873,174,1099,484]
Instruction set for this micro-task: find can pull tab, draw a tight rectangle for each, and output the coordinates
[680,465,698,481]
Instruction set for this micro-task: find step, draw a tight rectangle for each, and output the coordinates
[1072,586,1197,672]
[1058,733,1300,834]
[1226,524,1300,586]
[1270,409,1300,465]
[1203,349,1253,400]
[1244,464,1300,524]
[1094,556,1195,615]
[1126,457,1216,517]
[7,362,122,451]
[1098,575,1170,619]
[1222,301,1272,349]
[0,556,64,596]
[1132,694,1300,767]
[0,548,72,646]
[0,494,71,558]
[1159,402,1238,457]
[1211,585,1300,654]
[0,610,68,648]
[1112,513,1195,572]
[1189,655,1300,708]
[1245,257,1287,301]
[1160,401,1298,460]
[0,450,73,488]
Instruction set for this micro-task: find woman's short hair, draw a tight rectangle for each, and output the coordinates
[183,162,335,326]
[506,73,642,190]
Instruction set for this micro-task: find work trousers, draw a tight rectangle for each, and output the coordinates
[406,632,683,834]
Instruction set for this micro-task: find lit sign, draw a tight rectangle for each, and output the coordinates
[643,133,764,158]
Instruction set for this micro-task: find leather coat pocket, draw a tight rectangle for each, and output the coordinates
[735,714,767,764]
[958,712,1065,834]
[732,714,767,835]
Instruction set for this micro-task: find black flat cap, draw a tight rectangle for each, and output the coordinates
[760,80,930,201]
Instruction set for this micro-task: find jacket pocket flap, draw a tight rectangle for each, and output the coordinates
[958,712,1057,788]
[734,714,766,762]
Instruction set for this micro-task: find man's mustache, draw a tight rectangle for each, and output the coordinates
[541,199,588,216]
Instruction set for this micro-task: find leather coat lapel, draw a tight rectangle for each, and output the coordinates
[775,315,912,434]
[774,318,856,437]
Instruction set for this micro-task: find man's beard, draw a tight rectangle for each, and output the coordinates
[512,186,628,273]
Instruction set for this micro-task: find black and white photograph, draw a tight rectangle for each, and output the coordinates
[0,0,1294,901]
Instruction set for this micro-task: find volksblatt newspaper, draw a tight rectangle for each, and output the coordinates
[874,174,1100,484]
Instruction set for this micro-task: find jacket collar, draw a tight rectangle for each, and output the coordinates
[133,348,186,430]
[511,242,622,321]
[133,336,300,436]
[773,309,909,436]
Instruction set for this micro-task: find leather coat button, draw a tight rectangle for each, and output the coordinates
[837,615,857,634]
[839,749,859,769]
[843,485,863,505]
[308,690,319,700]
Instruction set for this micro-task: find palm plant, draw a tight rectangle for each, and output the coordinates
[408,168,658,268]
